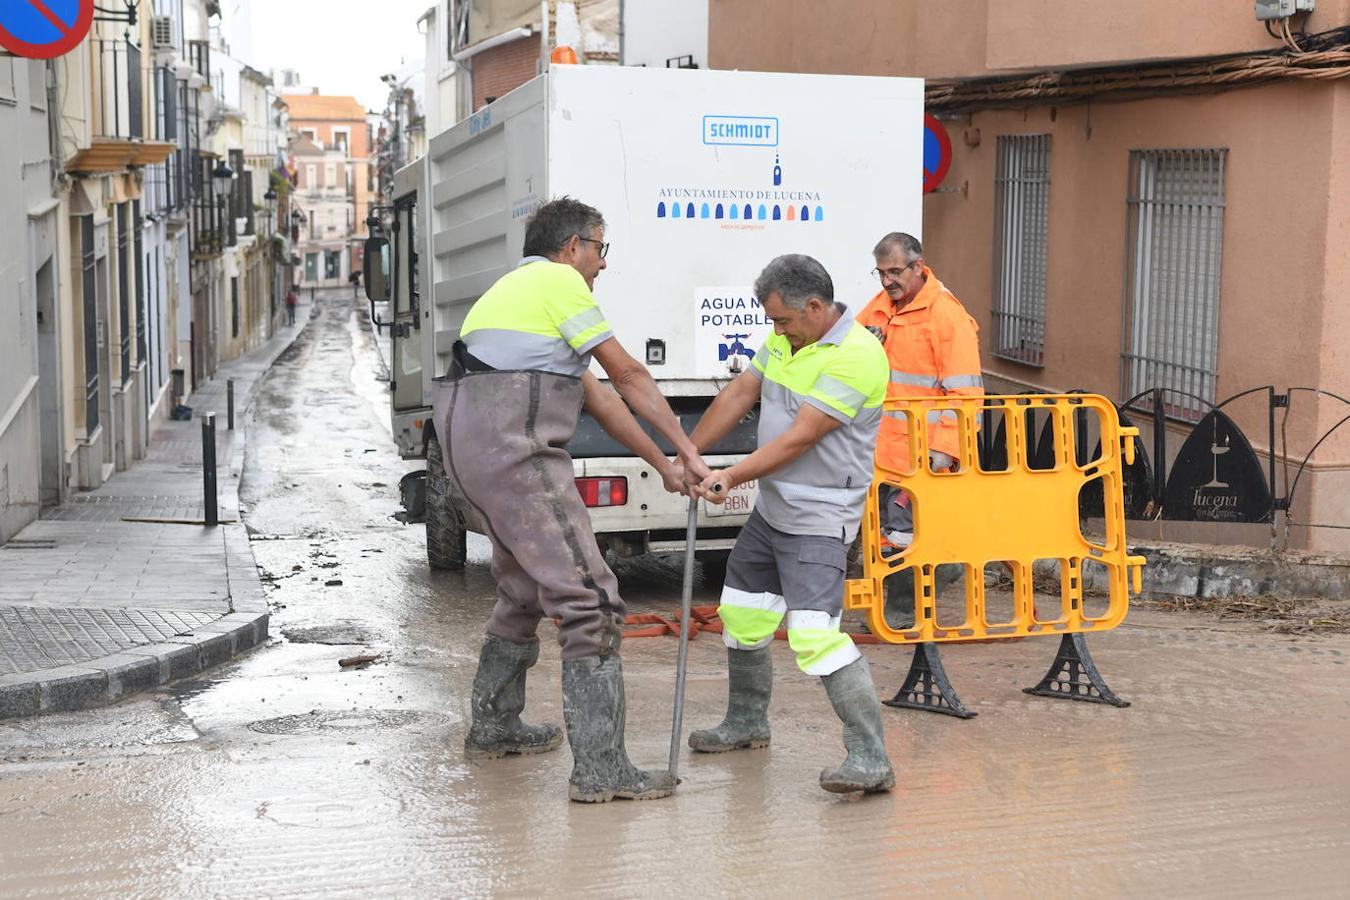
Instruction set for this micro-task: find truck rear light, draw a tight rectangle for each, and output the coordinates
[575,476,627,508]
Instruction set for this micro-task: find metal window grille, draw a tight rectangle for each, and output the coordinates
[81,217,99,433]
[91,38,143,140]
[134,200,146,371]
[117,203,131,385]
[1122,148,1227,422]
[231,276,240,339]
[992,134,1050,366]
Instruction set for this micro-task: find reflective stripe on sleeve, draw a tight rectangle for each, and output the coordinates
[811,374,866,416]
[558,306,609,349]
[890,370,940,389]
[940,374,984,390]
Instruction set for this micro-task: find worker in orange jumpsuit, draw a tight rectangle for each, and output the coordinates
[855,233,983,628]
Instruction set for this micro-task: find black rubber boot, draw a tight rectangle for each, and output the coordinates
[882,565,963,630]
[688,646,773,753]
[562,655,677,803]
[882,568,917,629]
[463,635,564,759]
[819,657,896,794]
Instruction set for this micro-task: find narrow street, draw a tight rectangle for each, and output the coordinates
[2,293,1348,896]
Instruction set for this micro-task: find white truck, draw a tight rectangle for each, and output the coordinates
[365,65,923,571]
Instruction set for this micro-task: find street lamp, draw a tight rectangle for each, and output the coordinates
[212,160,234,249]
[263,186,278,234]
[211,160,234,195]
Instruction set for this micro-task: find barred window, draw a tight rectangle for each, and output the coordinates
[992,134,1050,366]
[1122,148,1227,421]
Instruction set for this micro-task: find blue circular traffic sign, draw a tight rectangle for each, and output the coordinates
[923,113,953,194]
[0,0,93,60]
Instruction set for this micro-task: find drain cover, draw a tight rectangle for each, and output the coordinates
[247,709,442,735]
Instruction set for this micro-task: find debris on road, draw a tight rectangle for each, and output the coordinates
[338,653,380,668]
[1141,594,1350,634]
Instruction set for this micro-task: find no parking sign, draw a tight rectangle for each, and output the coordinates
[923,113,952,194]
[0,0,93,60]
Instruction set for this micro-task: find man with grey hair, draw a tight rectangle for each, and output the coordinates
[683,253,896,795]
[857,232,983,628]
[436,196,711,803]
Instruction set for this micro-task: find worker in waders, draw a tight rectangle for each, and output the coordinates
[856,232,984,629]
[685,254,896,795]
[433,197,711,803]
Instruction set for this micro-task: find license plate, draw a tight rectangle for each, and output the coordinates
[705,479,757,517]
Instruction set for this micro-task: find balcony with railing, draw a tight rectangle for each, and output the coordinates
[66,36,176,173]
[192,155,226,260]
[189,40,212,91]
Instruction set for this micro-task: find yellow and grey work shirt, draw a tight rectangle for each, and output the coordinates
[459,258,614,378]
[748,308,888,542]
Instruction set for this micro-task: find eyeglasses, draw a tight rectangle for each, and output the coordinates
[578,236,610,259]
[871,261,918,282]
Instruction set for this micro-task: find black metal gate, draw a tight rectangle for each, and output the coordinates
[976,386,1350,546]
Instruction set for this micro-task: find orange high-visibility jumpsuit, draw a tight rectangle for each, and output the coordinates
[855,266,983,476]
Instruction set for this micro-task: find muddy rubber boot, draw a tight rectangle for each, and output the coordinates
[819,657,896,794]
[882,569,917,630]
[463,635,564,759]
[562,655,677,803]
[882,566,962,630]
[688,646,773,753]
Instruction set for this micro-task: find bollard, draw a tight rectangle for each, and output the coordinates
[310,285,316,303]
[202,412,218,528]
[227,379,235,431]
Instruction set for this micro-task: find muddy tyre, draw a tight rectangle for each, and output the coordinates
[425,433,467,570]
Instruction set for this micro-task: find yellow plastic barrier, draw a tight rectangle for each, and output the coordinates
[846,393,1147,645]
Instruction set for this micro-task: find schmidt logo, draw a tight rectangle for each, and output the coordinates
[704,115,779,147]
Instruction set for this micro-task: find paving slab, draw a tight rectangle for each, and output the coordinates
[0,295,320,718]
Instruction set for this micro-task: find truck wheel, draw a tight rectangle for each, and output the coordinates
[699,550,731,587]
[425,433,467,570]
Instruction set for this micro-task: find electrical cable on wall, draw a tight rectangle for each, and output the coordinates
[927,25,1350,113]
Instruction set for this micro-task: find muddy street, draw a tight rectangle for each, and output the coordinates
[2,293,1349,897]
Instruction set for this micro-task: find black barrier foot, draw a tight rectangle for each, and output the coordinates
[882,643,976,719]
[1023,633,1130,707]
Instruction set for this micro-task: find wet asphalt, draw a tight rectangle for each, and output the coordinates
[2,293,1349,897]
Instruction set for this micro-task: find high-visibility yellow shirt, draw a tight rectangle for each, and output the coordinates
[749,308,888,540]
[460,258,614,377]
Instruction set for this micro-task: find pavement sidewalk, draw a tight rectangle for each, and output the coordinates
[0,295,317,719]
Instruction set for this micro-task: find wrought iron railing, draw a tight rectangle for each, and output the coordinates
[116,204,131,384]
[977,385,1350,548]
[80,216,99,433]
[188,40,211,90]
[90,36,145,140]
[191,156,224,258]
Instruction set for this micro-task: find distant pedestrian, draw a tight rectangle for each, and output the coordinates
[286,286,298,325]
